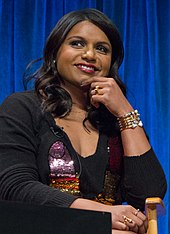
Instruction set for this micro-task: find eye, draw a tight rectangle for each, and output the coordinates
[96,45,109,54]
[70,40,85,48]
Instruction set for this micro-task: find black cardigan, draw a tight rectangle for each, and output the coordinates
[0,90,167,210]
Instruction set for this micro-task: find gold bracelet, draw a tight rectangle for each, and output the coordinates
[117,110,143,132]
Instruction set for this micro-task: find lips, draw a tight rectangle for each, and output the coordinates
[75,63,100,73]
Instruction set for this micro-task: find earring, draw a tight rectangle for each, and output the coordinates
[51,60,58,76]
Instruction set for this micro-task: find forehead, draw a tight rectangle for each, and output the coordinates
[65,21,111,43]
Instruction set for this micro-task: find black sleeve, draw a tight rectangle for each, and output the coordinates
[122,148,167,210]
[0,92,77,207]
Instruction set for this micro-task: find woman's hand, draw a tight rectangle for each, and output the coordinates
[107,205,147,234]
[70,198,147,233]
[81,76,133,117]
[81,76,151,156]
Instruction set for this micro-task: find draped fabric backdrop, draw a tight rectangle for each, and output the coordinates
[0,0,169,233]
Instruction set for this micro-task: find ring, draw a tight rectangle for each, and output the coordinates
[134,209,140,216]
[122,215,133,224]
[94,85,100,95]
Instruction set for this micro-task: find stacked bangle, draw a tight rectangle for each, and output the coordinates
[117,110,143,132]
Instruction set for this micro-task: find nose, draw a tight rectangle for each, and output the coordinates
[81,47,96,61]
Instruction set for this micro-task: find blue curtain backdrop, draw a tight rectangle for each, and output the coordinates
[0,0,169,233]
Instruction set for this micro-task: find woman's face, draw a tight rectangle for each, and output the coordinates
[56,20,112,89]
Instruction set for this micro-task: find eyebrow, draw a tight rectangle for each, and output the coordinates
[66,36,111,48]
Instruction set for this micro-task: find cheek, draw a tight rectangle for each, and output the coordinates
[56,54,69,74]
[56,59,63,75]
[102,57,112,74]
[57,61,69,79]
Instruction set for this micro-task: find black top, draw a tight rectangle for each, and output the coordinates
[0,90,167,210]
[78,134,109,198]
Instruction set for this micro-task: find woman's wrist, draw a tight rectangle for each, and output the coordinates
[70,198,108,213]
[117,110,143,132]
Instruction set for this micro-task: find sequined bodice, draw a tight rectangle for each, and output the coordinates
[48,132,123,205]
[49,141,76,178]
[49,141,80,195]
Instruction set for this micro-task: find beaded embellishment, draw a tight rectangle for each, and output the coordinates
[94,171,120,205]
[93,136,123,205]
[49,141,80,195]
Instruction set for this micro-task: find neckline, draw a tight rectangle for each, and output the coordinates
[46,111,101,158]
[54,123,101,159]
[76,133,101,159]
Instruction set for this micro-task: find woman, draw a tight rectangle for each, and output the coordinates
[0,8,166,234]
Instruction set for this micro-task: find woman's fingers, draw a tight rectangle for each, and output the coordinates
[89,78,132,116]
[109,205,147,234]
[111,220,130,231]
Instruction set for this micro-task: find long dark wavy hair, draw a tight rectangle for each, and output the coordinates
[26,8,126,136]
